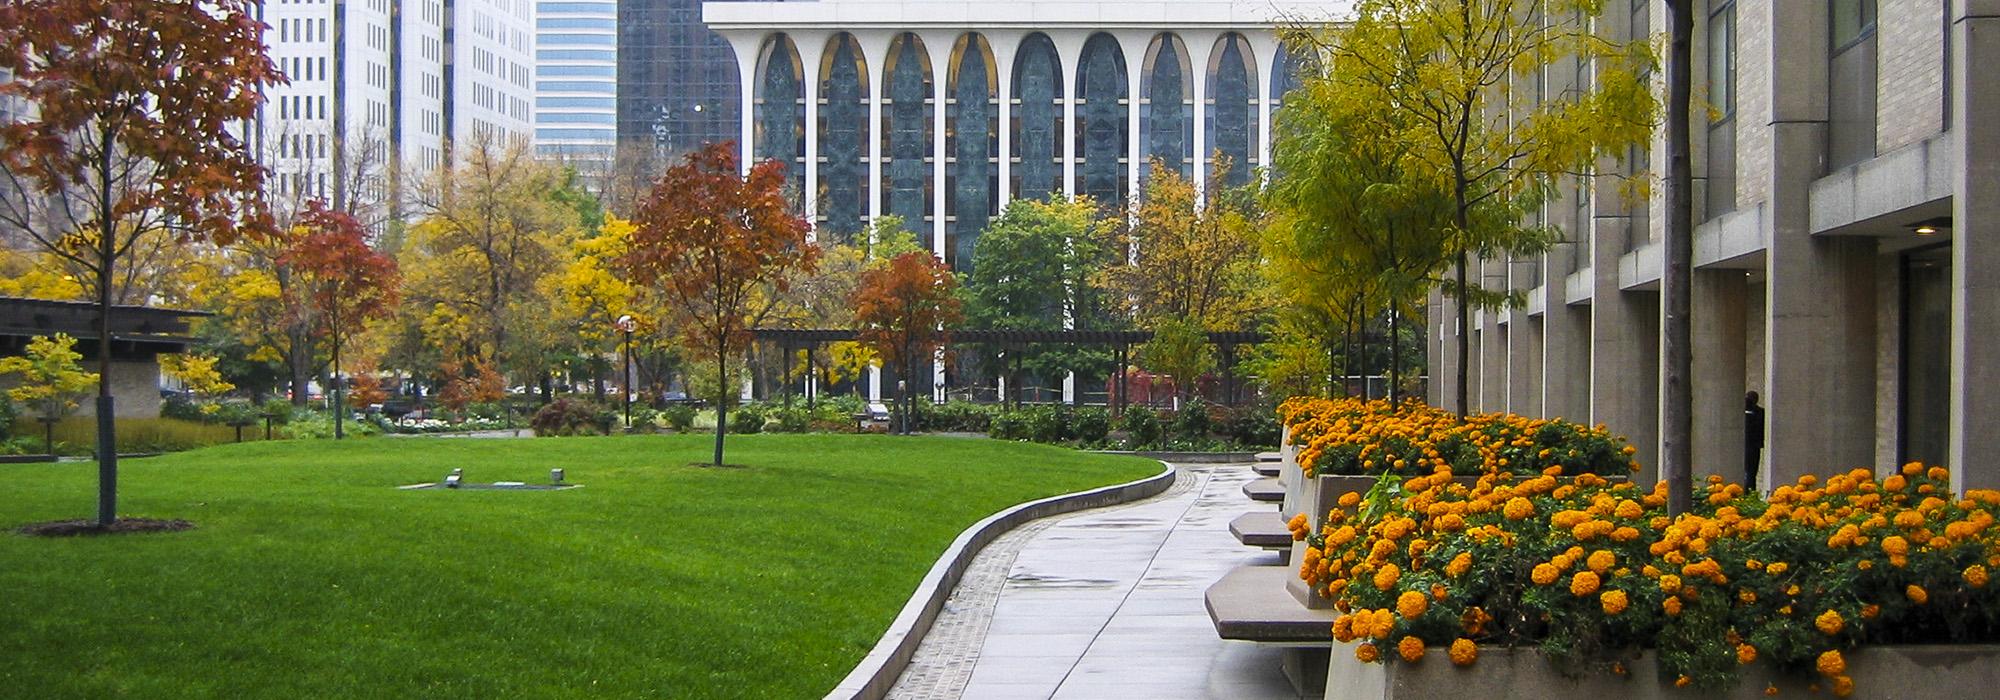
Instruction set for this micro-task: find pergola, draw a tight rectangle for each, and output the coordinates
[750,328,1268,410]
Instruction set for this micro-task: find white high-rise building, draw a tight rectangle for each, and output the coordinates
[255,0,535,225]
[532,0,617,164]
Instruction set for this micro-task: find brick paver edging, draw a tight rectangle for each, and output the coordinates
[822,461,1178,700]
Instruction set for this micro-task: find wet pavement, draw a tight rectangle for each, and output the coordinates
[890,462,1308,700]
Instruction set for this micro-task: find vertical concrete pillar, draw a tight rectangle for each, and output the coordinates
[1427,288,1446,406]
[803,38,822,230]
[728,34,761,175]
[1950,0,2000,491]
[1436,286,1460,408]
[1761,3,1876,483]
[1507,258,1540,415]
[994,34,1016,211]
[1251,34,1275,181]
[1480,258,1509,412]
[928,32,949,253]
[1121,31,1146,208]
[1691,270,1748,483]
[1189,34,1213,196]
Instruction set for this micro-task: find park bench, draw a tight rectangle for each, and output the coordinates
[1241,476,1284,503]
[852,402,891,430]
[1204,565,1334,694]
[1229,511,1293,550]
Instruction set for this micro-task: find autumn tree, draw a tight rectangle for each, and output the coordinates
[1139,317,1215,403]
[0,333,98,453]
[1304,0,1654,415]
[405,132,581,392]
[1102,159,1264,331]
[281,201,400,439]
[0,0,280,525]
[854,250,962,434]
[619,142,814,466]
[1262,41,1455,401]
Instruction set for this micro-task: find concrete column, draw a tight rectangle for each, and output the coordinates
[802,37,822,230]
[1761,3,1875,485]
[726,33,763,175]
[1427,287,1446,406]
[994,33,1017,212]
[1188,33,1213,196]
[1436,284,1460,407]
[1950,0,2000,490]
[857,33,889,228]
[1691,270,1749,483]
[1059,38,1080,197]
[928,32,949,254]
[1479,259,1508,412]
[1121,31,1147,208]
[1249,33,1276,179]
[1506,258,1540,415]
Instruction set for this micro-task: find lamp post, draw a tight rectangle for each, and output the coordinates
[616,314,637,429]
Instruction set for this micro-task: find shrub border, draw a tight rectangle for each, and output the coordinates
[822,460,1178,700]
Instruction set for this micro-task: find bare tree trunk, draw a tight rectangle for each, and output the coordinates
[332,305,344,440]
[1662,0,1696,515]
[93,134,120,527]
[712,338,728,466]
[1453,250,1470,418]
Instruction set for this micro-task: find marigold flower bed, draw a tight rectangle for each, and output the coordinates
[1278,397,1637,478]
[1303,462,2000,695]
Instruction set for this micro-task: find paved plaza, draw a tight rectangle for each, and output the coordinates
[889,462,1308,700]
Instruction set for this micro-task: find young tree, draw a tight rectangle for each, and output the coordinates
[853,250,962,434]
[1308,0,1655,415]
[0,0,280,525]
[619,142,815,466]
[960,197,1122,400]
[281,201,400,439]
[1138,317,1216,403]
[0,334,98,454]
[160,352,235,399]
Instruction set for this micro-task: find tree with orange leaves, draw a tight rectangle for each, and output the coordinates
[281,201,399,439]
[619,142,814,466]
[0,0,281,526]
[854,251,962,435]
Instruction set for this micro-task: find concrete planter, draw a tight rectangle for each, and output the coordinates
[1327,642,2000,699]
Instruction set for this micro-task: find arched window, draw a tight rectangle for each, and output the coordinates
[882,33,934,233]
[1141,33,1191,181]
[818,33,870,240]
[1011,33,1063,204]
[1208,33,1256,186]
[753,34,804,210]
[947,33,998,273]
[1075,33,1128,208]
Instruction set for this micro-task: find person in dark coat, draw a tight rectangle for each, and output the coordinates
[1745,391,1765,489]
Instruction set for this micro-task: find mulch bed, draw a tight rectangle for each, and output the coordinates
[16,518,195,537]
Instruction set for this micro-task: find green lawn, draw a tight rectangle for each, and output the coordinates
[0,434,1158,699]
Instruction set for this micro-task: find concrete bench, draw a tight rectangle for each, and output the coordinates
[1251,461,1281,477]
[1242,476,1284,503]
[1255,451,1283,463]
[1205,565,1334,694]
[1229,511,1293,549]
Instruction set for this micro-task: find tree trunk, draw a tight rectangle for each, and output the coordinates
[1390,306,1402,403]
[289,327,312,407]
[712,340,728,467]
[1357,308,1372,401]
[1454,249,1470,418]
[332,305,344,440]
[93,138,119,527]
[1662,0,1697,515]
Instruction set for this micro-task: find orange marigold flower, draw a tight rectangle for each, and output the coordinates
[1446,552,1473,578]
[1333,614,1357,642]
[1338,491,1363,508]
[1767,562,1790,575]
[1737,643,1758,665]
[1881,535,1910,556]
[1601,589,1629,615]
[1587,550,1617,574]
[1967,564,1990,588]
[1816,650,1846,677]
[1397,590,1429,620]
[1659,574,1683,592]
[1356,642,1381,663]
[1907,584,1929,604]
[1449,638,1477,666]
[1765,684,1780,696]
[1570,571,1601,597]
[1832,674,1855,697]
[1532,563,1560,586]
[1664,596,1684,616]
[1739,589,1758,604]
[1675,675,1691,688]
[1861,604,1881,619]
[1816,609,1845,635]
[1373,564,1402,591]
[1398,635,1426,662]
[1503,497,1535,521]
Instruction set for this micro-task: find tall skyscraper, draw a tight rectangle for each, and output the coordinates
[616,0,743,155]
[255,0,535,227]
[533,0,618,163]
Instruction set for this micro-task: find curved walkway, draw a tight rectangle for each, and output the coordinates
[887,462,1304,700]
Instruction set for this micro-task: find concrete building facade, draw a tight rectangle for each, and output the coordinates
[1428,0,2000,493]
[255,0,536,224]
[702,0,1335,269]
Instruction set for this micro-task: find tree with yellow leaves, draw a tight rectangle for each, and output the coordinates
[0,334,98,453]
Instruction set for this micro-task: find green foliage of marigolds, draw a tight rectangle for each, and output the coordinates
[0,435,1157,698]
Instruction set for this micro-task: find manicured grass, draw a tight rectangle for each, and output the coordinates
[0,434,1158,699]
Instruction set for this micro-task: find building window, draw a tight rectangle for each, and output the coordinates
[1705,0,1737,218]
[1827,0,1878,170]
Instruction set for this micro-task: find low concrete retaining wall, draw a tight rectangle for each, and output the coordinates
[822,461,1178,700]
[1327,642,2000,699]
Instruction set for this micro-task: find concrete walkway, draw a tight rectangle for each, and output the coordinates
[888,462,1307,700]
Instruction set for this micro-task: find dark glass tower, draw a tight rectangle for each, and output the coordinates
[617,0,750,154]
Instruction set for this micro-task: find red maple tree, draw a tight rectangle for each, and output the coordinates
[0,0,281,525]
[619,141,814,465]
[854,251,962,434]
[280,200,399,439]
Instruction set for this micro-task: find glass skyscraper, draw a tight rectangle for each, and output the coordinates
[616,0,751,155]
